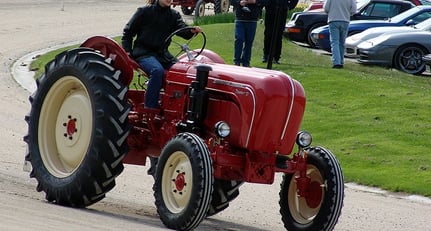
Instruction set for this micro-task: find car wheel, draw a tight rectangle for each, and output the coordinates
[394,45,426,75]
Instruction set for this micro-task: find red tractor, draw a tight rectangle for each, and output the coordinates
[24,28,344,230]
[172,0,230,17]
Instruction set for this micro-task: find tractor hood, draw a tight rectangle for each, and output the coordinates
[168,62,306,155]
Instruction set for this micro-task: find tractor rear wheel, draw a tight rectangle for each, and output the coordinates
[214,0,230,14]
[24,48,130,207]
[194,0,206,17]
[207,179,242,216]
[279,147,344,231]
[153,132,214,231]
[181,6,194,15]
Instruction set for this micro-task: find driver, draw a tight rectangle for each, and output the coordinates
[122,0,202,109]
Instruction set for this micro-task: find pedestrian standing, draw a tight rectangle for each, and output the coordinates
[232,0,267,67]
[262,0,298,65]
[324,0,357,68]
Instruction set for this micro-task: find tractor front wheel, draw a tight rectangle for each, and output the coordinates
[24,48,130,207]
[154,133,214,231]
[279,147,344,230]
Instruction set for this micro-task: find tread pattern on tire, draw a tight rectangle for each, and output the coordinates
[154,132,214,231]
[207,179,242,216]
[214,0,224,14]
[24,48,131,207]
[279,146,344,231]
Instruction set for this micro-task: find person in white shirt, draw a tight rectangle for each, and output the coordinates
[324,0,357,68]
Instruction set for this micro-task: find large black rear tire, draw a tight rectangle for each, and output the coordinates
[194,0,206,17]
[207,179,242,216]
[181,6,194,15]
[153,132,213,231]
[214,0,230,14]
[279,147,344,231]
[24,48,130,207]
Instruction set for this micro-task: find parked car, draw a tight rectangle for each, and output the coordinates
[303,0,324,12]
[356,26,431,74]
[311,5,431,52]
[285,0,413,47]
[345,17,431,57]
[412,0,431,5]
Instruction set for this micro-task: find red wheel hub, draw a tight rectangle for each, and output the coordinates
[63,116,78,139]
[67,118,77,136]
[175,172,186,191]
[305,181,323,208]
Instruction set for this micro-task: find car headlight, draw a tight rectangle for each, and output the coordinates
[358,35,390,49]
[348,32,362,42]
[214,121,230,138]
[296,131,312,148]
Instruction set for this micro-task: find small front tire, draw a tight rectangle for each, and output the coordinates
[154,133,214,231]
[279,147,344,231]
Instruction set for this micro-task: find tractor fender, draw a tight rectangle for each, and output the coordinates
[178,49,225,64]
[81,36,137,86]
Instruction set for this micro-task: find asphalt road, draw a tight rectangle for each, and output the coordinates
[1,1,431,230]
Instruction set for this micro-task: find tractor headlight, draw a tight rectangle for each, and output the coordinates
[296,131,312,148]
[214,121,230,138]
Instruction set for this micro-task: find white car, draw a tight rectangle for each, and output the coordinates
[345,17,431,58]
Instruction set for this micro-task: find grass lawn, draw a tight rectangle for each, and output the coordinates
[30,20,431,197]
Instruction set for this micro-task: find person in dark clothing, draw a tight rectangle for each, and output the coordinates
[122,0,201,109]
[232,0,267,67]
[262,0,298,64]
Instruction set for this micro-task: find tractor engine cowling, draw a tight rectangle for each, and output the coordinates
[168,63,306,155]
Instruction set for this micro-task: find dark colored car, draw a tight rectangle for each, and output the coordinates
[355,19,431,75]
[285,0,414,48]
[311,5,431,52]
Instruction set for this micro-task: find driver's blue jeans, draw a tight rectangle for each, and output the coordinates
[138,56,173,109]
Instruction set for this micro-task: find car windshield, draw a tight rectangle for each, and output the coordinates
[418,0,431,5]
[389,7,421,22]
[414,17,431,30]
[357,0,371,10]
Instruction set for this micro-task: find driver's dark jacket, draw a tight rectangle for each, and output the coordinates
[121,4,194,64]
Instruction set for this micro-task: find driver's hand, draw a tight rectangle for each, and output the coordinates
[191,26,202,34]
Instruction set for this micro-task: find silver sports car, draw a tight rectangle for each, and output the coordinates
[357,29,431,75]
[345,17,431,58]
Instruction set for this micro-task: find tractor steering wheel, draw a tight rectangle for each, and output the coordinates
[163,26,206,61]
